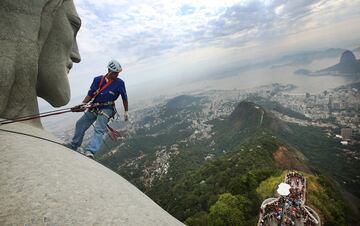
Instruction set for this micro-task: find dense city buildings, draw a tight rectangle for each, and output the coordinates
[270,83,359,142]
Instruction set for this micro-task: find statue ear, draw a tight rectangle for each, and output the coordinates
[38,0,64,50]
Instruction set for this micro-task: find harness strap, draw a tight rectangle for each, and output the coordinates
[91,75,114,100]
[89,101,116,119]
[107,125,122,140]
[96,110,112,119]
[92,101,115,108]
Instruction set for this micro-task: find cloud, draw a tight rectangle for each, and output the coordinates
[80,0,360,63]
[71,0,360,91]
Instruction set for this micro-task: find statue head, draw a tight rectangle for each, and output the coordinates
[0,0,81,121]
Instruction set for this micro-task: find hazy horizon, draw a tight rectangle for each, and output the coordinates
[38,0,360,111]
[39,48,359,111]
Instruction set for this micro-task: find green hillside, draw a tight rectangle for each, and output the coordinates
[275,123,360,198]
[97,99,354,225]
[148,134,280,225]
[146,130,349,225]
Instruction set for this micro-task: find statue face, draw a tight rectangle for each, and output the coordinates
[37,0,81,107]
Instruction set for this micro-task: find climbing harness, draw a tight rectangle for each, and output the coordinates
[86,103,123,141]
[86,74,125,141]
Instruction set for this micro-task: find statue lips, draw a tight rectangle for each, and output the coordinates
[67,62,73,73]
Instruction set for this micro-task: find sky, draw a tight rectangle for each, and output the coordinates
[39,0,360,109]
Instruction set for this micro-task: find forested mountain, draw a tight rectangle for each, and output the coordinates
[97,93,357,225]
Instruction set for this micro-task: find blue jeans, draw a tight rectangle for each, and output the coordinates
[69,108,113,153]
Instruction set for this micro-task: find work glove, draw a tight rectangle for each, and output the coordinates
[71,103,87,112]
[124,111,129,121]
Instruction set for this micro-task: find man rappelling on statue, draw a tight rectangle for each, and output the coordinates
[65,59,128,159]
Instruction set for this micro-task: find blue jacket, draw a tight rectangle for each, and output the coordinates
[87,75,128,109]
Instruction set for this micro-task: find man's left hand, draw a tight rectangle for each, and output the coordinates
[71,103,86,112]
[124,111,129,121]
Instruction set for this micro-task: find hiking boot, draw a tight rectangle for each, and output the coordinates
[78,147,85,154]
[84,150,94,159]
[63,143,77,151]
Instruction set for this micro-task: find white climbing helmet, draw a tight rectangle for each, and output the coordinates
[107,59,122,72]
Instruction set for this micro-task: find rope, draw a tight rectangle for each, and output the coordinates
[0,110,73,125]
[0,102,114,126]
[0,107,74,123]
[0,128,109,160]
[0,128,65,147]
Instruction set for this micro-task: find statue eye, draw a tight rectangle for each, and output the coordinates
[68,15,81,33]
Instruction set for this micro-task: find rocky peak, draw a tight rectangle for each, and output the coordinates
[228,101,266,130]
[339,50,357,65]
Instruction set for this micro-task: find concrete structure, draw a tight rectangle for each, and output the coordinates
[0,123,184,225]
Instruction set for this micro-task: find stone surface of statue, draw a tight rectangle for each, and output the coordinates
[0,123,184,225]
[0,0,80,126]
[0,1,184,225]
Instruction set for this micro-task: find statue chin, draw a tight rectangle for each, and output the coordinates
[37,81,71,107]
[37,59,72,107]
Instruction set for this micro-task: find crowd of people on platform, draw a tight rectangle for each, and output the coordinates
[285,172,305,188]
[258,172,319,226]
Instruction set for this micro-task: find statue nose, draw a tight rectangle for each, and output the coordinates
[71,40,81,63]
